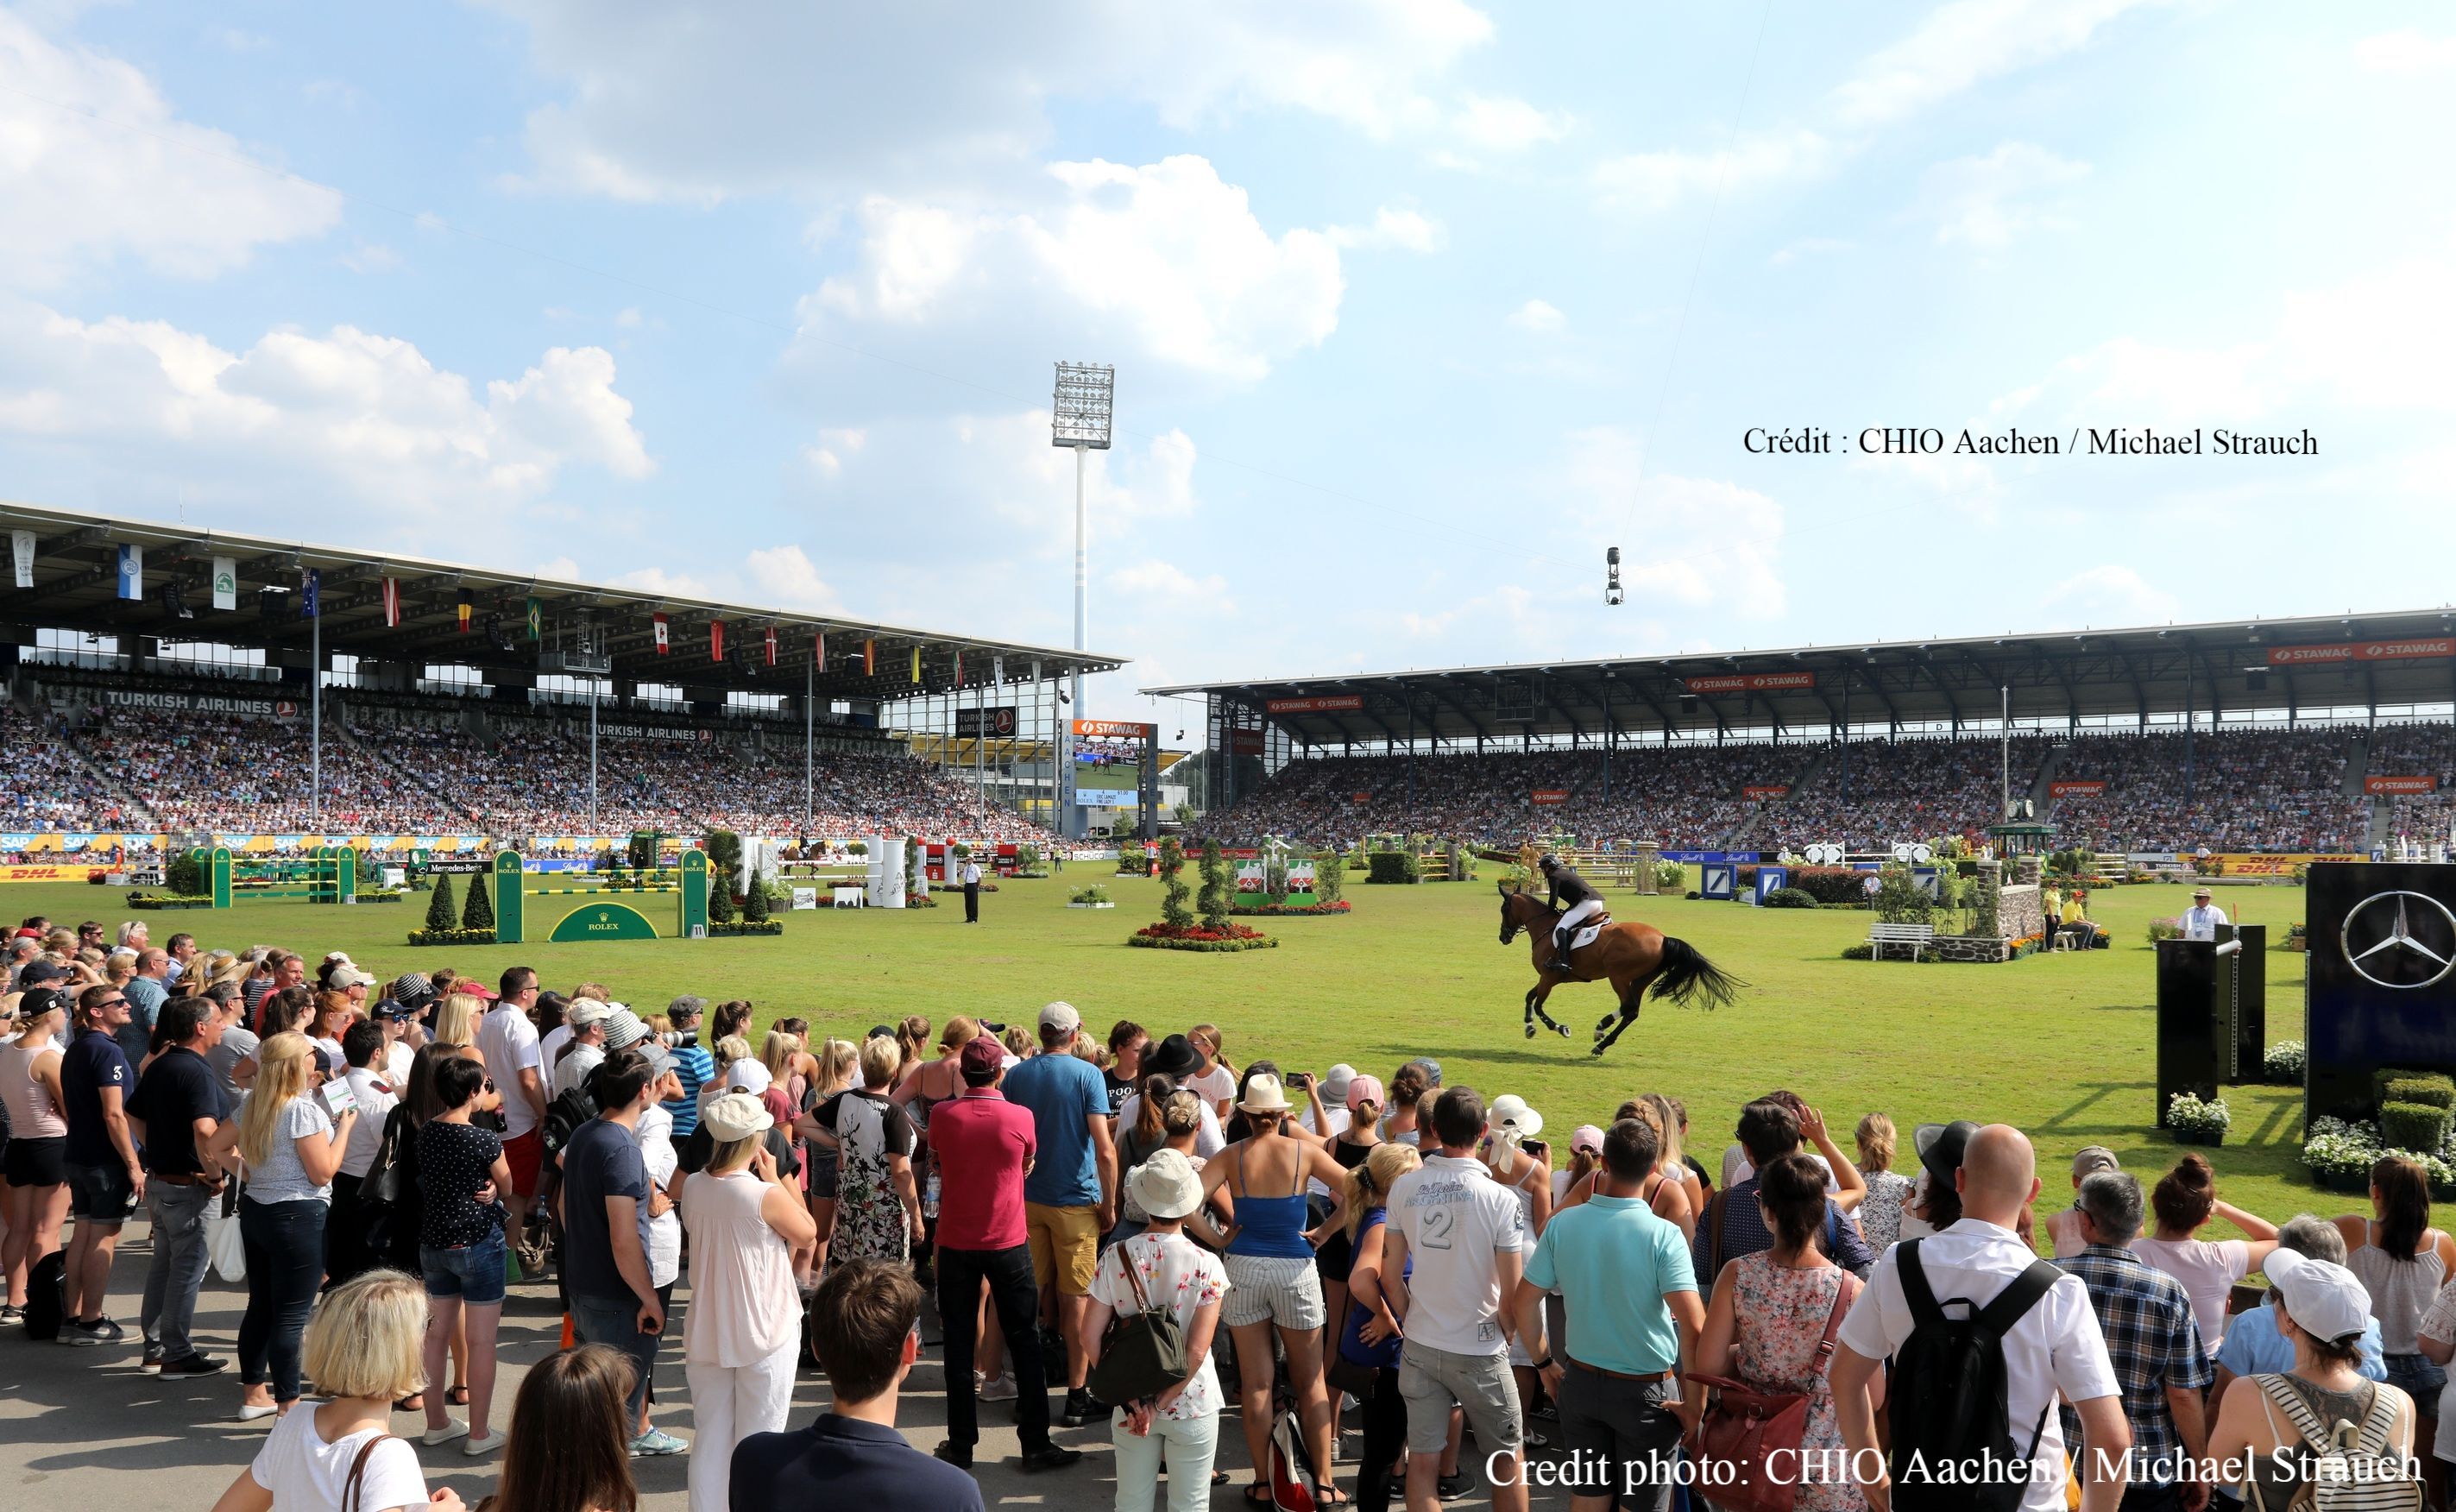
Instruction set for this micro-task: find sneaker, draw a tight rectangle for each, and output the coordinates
[160,1352,228,1377]
[0,1304,21,1322]
[977,1371,1018,1402]
[933,1440,973,1470]
[60,1318,117,1347]
[463,1431,507,1457]
[627,1427,687,1458]
[1437,1472,1473,1500]
[1019,1444,1085,1471]
[421,1421,469,1447]
[1061,1387,1100,1427]
[139,1348,165,1375]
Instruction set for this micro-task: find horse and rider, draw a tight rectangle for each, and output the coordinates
[1499,849,1741,1056]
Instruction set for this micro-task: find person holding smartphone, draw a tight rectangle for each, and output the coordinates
[205,1032,355,1421]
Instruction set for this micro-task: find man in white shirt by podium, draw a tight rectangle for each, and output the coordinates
[2181,887,2228,942]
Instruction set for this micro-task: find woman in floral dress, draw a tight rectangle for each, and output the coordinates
[1695,1152,1880,1512]
[801,1036,921,1265]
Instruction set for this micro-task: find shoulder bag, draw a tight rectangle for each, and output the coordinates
[1085,1237,1190,1407]
[1687,1269,1860,1512]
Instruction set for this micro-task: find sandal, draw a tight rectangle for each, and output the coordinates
[395,1394,424,1413]
[1246,1486,1275,1507]
[447,1386,470,1407]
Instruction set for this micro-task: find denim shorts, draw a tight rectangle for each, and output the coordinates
[2384,1351,2446,1402]
[66,1161,136,1223]
[419,1229,508,1306]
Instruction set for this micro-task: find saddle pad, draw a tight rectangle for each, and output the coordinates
[1569,915,1610,952]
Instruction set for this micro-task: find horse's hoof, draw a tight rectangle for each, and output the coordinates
[1553,1023,1572,1039]
[1588,1043,1609,1057]
[1524,1023,1537,1039]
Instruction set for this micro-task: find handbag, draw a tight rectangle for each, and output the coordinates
[343,1432,393,1512]
[1687,1269,1859,1512]
[1085,1238,1189,1407]
[205,1200,248,1283]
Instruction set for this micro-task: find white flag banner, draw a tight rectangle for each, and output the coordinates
[211,556,237,611]
[9,530,33,589]
[993,654,1004,686]
[116,543,144,601]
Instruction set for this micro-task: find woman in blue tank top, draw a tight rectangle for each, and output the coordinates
[1194,1072,1353,1506]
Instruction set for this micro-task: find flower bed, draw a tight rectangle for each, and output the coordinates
[2264,1040,2306,1083]
[124,891,217,910]
[2303,1115,2456,1196]
[1231,900,1352,917]
[407,926,497,947]
[706,920,784,936]
[2166,1092,2230,1146]
[1128,922,1280,953]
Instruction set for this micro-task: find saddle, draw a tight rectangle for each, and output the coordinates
[1558,912,1611,954]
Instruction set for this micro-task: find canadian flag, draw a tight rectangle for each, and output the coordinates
[710,621,726,661]
[764,626,778,666]
[381,576,401,628]
[652,613,670,654]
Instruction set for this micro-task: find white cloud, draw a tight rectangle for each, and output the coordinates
[807,156,1345,382]
[2010,335,2273,428]
[743,543,846,613]
[1919,142,2090,249]
[339,243,403,274]
[0,296,652,519]
[1559,426,1785,614]
[1110,558,1233,611]
[1327,207,1445,254]
[0,10,342,284]
[1452,93,1571,152]
[2352,29,2456,75]
[1507,299,1565,333]
[488,0,1495,203]
[1832,0,2174,128]
[2039,564,2178,626]
[1592,129,1832,215]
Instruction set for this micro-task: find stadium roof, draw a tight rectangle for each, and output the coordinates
[0,500,1123,699]
[1144,609,2456,747]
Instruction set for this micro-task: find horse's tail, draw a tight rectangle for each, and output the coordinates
[1648,936,1744,1011]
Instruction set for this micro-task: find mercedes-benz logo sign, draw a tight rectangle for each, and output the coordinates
[2341,890,2456,990]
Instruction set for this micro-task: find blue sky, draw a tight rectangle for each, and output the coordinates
[2,1,2452,732]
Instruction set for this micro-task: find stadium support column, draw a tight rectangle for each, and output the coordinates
[2182,654,2196,812]
[1139,723,1159,841]
[310,604,320,828]
[804,657,814,838]
[589,677,599,835]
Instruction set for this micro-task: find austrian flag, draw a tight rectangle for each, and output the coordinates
[652,613,670,654]
[381,576,401,628]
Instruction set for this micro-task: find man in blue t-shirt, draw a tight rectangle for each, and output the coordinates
[995,1002,1117,1427]
[1515,1116,1703,1512]
[659,996,714,1139]
[59,984,144,1345]
[734,1260,986,1512]
[557,1048,681,1456]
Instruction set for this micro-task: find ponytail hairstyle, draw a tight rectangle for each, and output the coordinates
[1856,1112,1898,1175]
[1345,1140,1423,1240]
[2151,1153,2218,1234]
[1640,1093,1685,1172]
[1133,1073,1175,1147]
[814,1038,860,1100]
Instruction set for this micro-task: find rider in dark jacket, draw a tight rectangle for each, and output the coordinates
[1539,854,1603,974]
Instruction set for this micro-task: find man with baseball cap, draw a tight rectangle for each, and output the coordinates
[2182,887,2228,943]
[551,1000,616,1101]
[926,1034,1080,1471]
[999,1001,1118,1428]
[2045,1148,2123,1257]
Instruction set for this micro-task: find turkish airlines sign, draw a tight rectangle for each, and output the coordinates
[1680,671,1817,695]
[1073,719,1155,740]
[1266,695,1364,715]
[2367,775,2440,795]
[2267,639,2455,666]
[2050,780,2107,797]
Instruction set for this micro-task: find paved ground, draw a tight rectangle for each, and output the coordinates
[0,1218,1546,1510]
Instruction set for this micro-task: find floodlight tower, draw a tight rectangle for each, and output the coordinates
[1052,361,1113,838]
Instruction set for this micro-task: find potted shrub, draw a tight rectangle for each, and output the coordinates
[1068,885,1115,910]
[2165,1092,2230,1147]
[2264,1040,2306,1085]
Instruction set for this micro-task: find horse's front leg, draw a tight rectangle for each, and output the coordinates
[1529,979,1571,1038]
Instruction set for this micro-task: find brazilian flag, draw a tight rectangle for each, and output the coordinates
[525,597,542,640]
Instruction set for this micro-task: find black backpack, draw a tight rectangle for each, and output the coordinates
[1886,1239,2063,1512]
[541,1083,599,1158]
[22,1250,66,1341]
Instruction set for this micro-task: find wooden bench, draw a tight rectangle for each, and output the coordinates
[1869,922,1936,961]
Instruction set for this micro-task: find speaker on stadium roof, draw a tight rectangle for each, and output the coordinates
[2245,668,2268,693]
[1678,695,1699,717]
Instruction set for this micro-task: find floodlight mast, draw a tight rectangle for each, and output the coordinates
[1051,361,1113,840]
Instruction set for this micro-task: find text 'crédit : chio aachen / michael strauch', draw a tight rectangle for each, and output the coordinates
[1742,425,2318,457]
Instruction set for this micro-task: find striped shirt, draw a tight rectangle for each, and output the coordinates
[664,1036,716,1139]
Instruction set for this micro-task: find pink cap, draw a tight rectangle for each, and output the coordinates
[1344,1074,1386,1112]
[1571,1125,1606,1156]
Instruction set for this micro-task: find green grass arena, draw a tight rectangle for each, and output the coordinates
[63,873,2313,1242]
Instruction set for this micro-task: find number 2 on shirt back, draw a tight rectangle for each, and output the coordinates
[1419,1206,1457,1250]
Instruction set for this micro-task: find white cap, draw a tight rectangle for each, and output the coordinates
[701,1092,774,1143]
[727,1059,774,1096]
[565,999,614,1028]
[1039,1001,1081,1035]
[2264,1246,2372,1347]
[1319,1063,1357,1104]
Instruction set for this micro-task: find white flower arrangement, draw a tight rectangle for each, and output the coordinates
[2302,1114,2456,1186]
[2166,1092,2232,1137]
[2264,1040,2307,1081]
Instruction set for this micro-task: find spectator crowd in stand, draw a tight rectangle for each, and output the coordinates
[1,923,2445,1511]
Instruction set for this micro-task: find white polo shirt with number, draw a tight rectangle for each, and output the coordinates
[1388,1152,1527,1357]
[475,1004,543,1138]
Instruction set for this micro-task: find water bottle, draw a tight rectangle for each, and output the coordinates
[923,1173,941,1219]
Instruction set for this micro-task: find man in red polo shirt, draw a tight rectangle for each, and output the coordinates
[926,1036,1081,1473]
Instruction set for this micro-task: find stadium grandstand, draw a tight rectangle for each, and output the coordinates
[0,501,1123,847]
[1151,609,2456,860]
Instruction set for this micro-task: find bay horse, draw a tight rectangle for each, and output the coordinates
[1497,883,1743,1056]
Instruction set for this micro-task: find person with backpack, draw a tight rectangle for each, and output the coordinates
[2204,1245,2421,1511]
[1829,1123,2129,1512]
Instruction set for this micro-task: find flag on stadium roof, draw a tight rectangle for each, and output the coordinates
[710,620,725,662]
[117,544,143,602]
[10,531,32,589]
[764,626,777,666]
[652,612,669,654]
[211,555,236,610]
[456,599,471,633]
[864,637,875,674]
[815,628,825,671]
[910,644,921,684]
[301,567,318,617]
[381,576,401,628]
[524,596,542,640]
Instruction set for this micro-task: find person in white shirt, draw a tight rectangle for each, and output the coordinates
[473,968,547,1264]
[331,1019,404,1286]
[551,1000,614,1102]
[2180,888,2229,943]
[1830,1125,2131,1512]
[1383,1087,1531,1512]
[960,856,983,923]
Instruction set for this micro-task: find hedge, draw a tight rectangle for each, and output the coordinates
[706,920,784,936]
[2383,1101,2453,1158]
[1366,852,1420,885]
[407,927,498,947]
[1762,886,1819,909]
[2385,1074,2456,1111]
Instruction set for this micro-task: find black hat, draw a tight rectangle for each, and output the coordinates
[1144,1033,1202,1080]
[20,960,69,986]
[1915,1120,1981,1188]
[16,985,70,1020]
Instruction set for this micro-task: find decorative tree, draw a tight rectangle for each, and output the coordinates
[708,863,737,923]
[1197,840,1231,933]
[425,872,458,932]
[904,835,924,904]
[460,868,494,933]
[1313,850,1345,905]
[743,866,771,923]
[166,849,205,897]
[1159,837,1193,929]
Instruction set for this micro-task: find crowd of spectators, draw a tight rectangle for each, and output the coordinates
[81,715,474,835]
[2371,721,2456,845]
[1769,736,2056,853]
[0,715,142,831]
[2046,728,2365,854]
